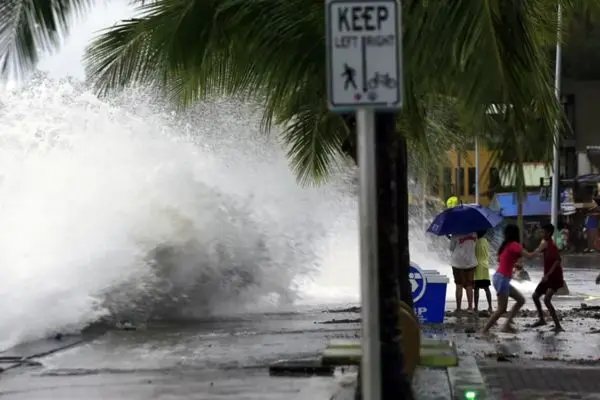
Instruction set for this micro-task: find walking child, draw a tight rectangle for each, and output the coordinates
[474,231,492,313]
[482,224,535,334]
[530,223,565,333]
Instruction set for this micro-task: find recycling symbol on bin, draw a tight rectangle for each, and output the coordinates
[408,262,427,303]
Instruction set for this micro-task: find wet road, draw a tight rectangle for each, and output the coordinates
[450,265,600,310]
[3,264,600,399]
[561,254,600,270]
[4,309,600,399]
[0,309,360,399]
[1,367,351,400]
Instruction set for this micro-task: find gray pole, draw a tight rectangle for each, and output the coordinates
[456,151,462,201]
[475,137,480,204]
[422,173,428,229]
[550,4,563,229]
[356,108,381,400]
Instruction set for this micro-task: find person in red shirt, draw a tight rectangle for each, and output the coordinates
[482,224,535,334]
[530,223,564,333]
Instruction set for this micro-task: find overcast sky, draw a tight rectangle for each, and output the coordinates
[39,0,135,80]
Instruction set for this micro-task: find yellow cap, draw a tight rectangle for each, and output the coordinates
[446,196,459,208]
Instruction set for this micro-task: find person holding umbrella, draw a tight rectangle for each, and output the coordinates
[427,204,504,314]
[450,232,478,313]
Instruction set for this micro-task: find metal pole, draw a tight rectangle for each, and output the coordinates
[475,137,480,204]
[422,173,428,229]
[456,151,462,201]
[550,3,563,229]
[356,108,381,400]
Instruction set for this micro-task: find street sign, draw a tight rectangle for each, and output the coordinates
[325,0,402,111]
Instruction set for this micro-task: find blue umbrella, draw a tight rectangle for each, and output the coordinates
[427,203,503,236]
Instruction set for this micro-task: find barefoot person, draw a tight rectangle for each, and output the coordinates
[530,223,564,333]
[450,232,478,313]
[474,231,493,314]
[482,224,534,333]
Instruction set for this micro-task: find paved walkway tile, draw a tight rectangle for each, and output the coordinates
[487,389,600,400]
[480,363,600,399]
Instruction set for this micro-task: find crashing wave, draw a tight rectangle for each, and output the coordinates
[0,73,353,348]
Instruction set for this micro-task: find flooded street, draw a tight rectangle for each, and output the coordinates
[0,310,360,399]
[3,264,600,399]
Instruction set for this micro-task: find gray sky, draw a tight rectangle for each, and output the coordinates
[39,1,135,79]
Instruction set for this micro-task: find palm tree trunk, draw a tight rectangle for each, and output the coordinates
[396,133,413,308]
[345,113,412,399]
[340,115,412,307]
[374,112,413,399]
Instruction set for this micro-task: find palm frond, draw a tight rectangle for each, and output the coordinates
[400,91,469,180]
[83,16,168,93]
[83,0,586,187]
[406,1,563,187]
[278,99,349,185]
[85,0,346,183]
[0,0,96,79]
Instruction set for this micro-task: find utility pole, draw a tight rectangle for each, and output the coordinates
[550,3,563,230]
[475,138,480,204]
[456,151,462,202]
[422,172,428,229]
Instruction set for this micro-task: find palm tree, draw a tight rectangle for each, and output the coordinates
[2,1,599,399]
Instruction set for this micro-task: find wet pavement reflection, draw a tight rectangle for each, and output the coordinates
[0,310,360,399]
[3,264,600,398]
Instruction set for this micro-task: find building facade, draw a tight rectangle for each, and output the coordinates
[562,79,600,177]
[432,78,600,206]
[431,146,498,207]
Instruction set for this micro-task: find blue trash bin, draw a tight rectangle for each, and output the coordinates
[409,262,449,324]
[410,262,440,277]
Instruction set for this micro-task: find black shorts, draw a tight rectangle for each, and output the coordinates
[534,279,565,296]
[475,279,491,289]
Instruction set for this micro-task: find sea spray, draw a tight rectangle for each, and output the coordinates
[0,75,352,348]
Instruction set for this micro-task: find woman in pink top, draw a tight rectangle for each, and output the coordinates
[482,224,535,333]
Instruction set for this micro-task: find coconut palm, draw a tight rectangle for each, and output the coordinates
[2,1,600,399]
[0,0,97,78]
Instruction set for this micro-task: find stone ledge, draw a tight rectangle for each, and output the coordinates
[480,363,600,394]
[330,367,453,399]
[448,356,487,399]
[487,389,600,400]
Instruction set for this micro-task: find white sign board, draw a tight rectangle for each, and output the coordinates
[326,0,402,111]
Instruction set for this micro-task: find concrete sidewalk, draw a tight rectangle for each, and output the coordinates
[424,312,600,399]
[562,253,600,269]
[480,361,600,399]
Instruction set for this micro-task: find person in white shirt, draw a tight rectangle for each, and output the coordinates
[450,232,478,313]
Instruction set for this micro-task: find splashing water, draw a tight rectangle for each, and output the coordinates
[0,0,540,356]
[0,73,454,350]
[0,75,360,349]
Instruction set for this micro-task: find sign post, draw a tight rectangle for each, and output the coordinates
[326,1,402,399]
